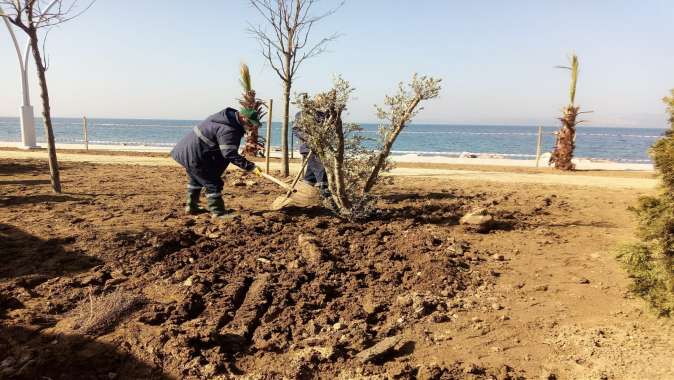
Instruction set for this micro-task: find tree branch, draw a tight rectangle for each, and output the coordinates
[247,0,342,82]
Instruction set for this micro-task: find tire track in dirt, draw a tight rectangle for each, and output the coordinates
[218,273,271,351]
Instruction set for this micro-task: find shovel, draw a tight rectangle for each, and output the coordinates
[257,153,320,210]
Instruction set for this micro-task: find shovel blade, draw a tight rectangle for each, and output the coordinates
[270,182,320,210]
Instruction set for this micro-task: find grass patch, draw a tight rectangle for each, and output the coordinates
[70,289,145,336]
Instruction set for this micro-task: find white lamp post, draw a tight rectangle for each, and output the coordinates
[1,6,37,149]
[2,0,61,149]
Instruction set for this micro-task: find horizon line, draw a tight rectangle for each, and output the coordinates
[0,115,667,129]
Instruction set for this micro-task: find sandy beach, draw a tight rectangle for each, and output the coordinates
[0,146,658,190]
[0,140,656,172]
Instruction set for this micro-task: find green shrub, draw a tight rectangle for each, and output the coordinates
[617,242,674,316]
[620,90,674,316]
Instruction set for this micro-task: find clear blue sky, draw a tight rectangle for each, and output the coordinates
[1,0,673,127]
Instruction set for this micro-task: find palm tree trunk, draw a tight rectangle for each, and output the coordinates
[550,105,578,171]
[29,29,61,193]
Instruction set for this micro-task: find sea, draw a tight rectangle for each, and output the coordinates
[0,117,666,163]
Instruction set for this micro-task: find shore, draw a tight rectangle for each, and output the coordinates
[0,146,657,190]
[0,141,655,172]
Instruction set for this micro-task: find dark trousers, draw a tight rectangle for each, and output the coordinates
[186,166,225,196]
[303,154,328,191]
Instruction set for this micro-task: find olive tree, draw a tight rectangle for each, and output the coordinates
[294,74,442,219]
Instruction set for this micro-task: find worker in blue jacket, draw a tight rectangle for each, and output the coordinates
[293,110,330,199]
[171,107,263,218]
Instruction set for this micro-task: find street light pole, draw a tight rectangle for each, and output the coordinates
[1,6,37,149]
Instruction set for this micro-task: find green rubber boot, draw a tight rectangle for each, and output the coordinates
[206,195,239,220]
[206,194,226,216]
[185,189,206,214]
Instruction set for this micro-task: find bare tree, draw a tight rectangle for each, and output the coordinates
[295,74,441,219]
[248,0,342,177]
[0,0,95,193]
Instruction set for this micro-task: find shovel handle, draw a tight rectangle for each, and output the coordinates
[285,151,312,197]
[259,172,293,191]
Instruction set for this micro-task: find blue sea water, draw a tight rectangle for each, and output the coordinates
[0,117,665,163]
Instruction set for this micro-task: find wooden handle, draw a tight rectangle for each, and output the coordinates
[259,172,293,191]
[285,151,312,197]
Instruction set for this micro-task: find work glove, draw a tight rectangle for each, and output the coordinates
[251,166,263,177]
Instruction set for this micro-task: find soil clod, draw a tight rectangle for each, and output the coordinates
[355,335,403,363]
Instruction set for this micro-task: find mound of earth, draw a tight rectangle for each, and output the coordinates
[3,205,511,378]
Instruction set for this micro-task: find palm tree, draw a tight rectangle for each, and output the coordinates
[239,63,266,157]
[550,54,581,171]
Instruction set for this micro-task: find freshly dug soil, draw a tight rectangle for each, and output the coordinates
[1,158,672,379]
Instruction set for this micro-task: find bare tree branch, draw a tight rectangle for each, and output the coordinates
[291,32,339,77]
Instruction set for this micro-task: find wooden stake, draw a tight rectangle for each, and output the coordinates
[83,116,89,151]
[266,99,273,174]
[535,126,543,168]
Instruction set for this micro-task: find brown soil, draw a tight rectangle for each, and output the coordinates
[1,158,673,379]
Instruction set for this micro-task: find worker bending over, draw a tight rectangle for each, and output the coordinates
[171,107,263,218]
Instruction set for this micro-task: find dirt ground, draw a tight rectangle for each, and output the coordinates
[1,158,673,379]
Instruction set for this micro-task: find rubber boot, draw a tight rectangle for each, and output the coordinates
[206,195,225,215]
[318,185,331,199]
[185,189,206,214]
[206,195,238,219]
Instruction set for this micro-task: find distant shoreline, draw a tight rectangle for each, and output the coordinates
[0,118,662,164]
[0,141,654,172]
[0,116,668,130]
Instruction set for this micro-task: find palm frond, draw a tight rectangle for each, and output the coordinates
[569,54,579,105]
[240,63,252,93]
[556,55,579,105]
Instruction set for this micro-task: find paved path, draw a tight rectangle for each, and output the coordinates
[0,150,657,190]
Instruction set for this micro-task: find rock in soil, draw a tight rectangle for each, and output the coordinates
[355,335,403,363]
[460,209,495,232]
[297,234,323,264]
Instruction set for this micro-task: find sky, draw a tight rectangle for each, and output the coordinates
[1,0,673,127]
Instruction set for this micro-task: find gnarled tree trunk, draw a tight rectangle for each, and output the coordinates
[330,112,351,212]
[363,96,421,193]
